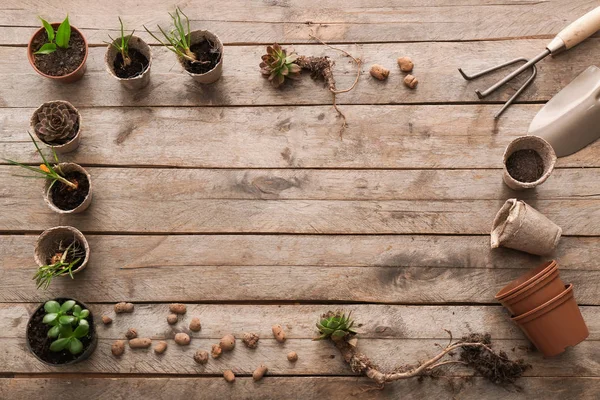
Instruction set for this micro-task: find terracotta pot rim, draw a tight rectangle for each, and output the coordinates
[34,225,90,275]
[502,135,557,189]
[512,284,573,323]
[495,260,557,300]
[104,35,152,81]
[500,265,560,304]
[30,100,81,151]
[27,23,89,80]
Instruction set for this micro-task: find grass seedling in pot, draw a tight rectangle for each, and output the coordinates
[33,240,85,289]
[43,300,90,354]
[105,17,134,68]
[144,7,199,63]
[34,15,71,55]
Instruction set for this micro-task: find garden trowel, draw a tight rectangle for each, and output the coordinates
[528,65,600,157]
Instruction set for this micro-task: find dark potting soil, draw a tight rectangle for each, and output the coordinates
[506,149,545,183]
[183,39,221,74]
[31,29,86,76]
[51,171,89,210]
[27,299,95,364]
[113,48,149,79]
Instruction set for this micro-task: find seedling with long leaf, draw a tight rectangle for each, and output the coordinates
[34,16,71,55]
[43,300,90,355]
[33,240,84,289]
[105,17,134,67]
[144,7,199,62]
[3,132,77,190]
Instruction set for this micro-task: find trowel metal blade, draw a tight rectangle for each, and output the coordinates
[528,65,600,157]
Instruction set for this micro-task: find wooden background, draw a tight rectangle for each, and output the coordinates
[1,1,599,398]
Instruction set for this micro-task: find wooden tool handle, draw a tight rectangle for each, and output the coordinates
[549,6,600,52]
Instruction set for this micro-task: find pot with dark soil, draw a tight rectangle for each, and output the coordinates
[34,226,90,289]
[26,298,97,365]
[27,16,88,83]
[105,18,152,89]
[503,136,556,190]
[30,100,81,153]
[145,8,223,84]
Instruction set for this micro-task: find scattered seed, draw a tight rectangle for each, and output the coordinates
[194,349,209,364]
[220,334,236,351]
[125,328,138,340]
[211,344,222,359]
[175,332,191,346]
[369,64,389,81]
[189,317,201,332]
[242,332,260,349]
[114,302,134,313]
[287,351,298,362]
[272,324,286,343]
[253,364,268,381]
[111,340,125,356]
[101,316,112,325]
[129,338,152,349]
[223,370,235,383]
[154,340,168,354]
[169,303,187,315]
[397,56,414,72]
[404,74,418,89]
[167,314,178,325]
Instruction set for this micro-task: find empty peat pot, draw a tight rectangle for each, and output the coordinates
[177,30,223,84]
[512,284,589,357]
[105,35,152,90]
[503,136,556,190]
[495,260,565,315]
[43,163,92,214]
[27,23,88,83]
[34,226,90,274]
[491,199,562,256]
[30,100,82,154]
[26,298,97,365]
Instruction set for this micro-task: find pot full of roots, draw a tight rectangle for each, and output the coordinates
[503,136,556,190]
[33,226,90,289]
[105,18,152,90]
[145,8,223,84]
[30,100,81,153]
[27,16,88,83]
[26,298,97,365]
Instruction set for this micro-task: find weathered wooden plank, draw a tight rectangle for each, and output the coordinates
[1,377,599,400]
[0,39,599,107]
[3,303,598,341]
[0,0,596,44]
[0,336,597,376]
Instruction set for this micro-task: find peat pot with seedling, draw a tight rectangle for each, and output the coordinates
[4,133,92,214]
[27,16,88,83]
[30,100,81,153]
[33,226,90,290]
[27,299,97,365]
[145,8,223,84]
[105,17,152,89]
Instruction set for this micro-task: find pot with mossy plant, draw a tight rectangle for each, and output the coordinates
[33,226,89,290]
[105,17,152,90]
[27,16,88,83]
[30,100,81,153]
[144,7,223,84]
[4,133,92,214]
[27,299,97,365]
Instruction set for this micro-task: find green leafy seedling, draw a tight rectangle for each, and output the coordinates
[32,241,84,290]
[105,17,134,67]
[144,7,200,62]
[34,16,71,55]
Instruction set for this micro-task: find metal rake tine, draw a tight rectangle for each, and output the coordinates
[458,57,529,81]
[494,63,537,119]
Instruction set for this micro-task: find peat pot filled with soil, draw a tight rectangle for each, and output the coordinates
[502,136,556,190]
[105,35,152,90]
[30,100,81,153]
[27,21,88,83]
[43,163,92,214]
[26,298,97,365]
[34,226,90,275]
[178,30,223,83]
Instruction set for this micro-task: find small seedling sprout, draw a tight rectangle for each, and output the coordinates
[33,240,84,290]
[34,15,71,55]
[105,17,134,67]
[144,7,201,63]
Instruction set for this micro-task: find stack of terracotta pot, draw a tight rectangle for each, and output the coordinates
[495,260,588,357]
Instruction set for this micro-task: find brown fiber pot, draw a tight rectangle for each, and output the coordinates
[502,135,556,190]
[42,163,92,214]
[177,30,223,84]
[512,284,589,357]
[27,23,88,83]
[30,100,82,153]
[105,35,152,90]
[34,226,90,274]
[497,261,565,315]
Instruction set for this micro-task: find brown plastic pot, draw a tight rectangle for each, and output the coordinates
[177,30,223,84]
[105,35,152,90]
[42,163,92,214]
[30,100,82,153]
[34,226,90,274]
[497,261,565,315]
[27,23,88,83]
[513,284,589,357]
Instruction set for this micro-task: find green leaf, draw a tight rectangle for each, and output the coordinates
[60,300,76,312]
[42,313,58,324]
[34,42,57,55]
[39,17,55,42]
[55,15,71,49]
[44,301,60,313]
[78,319,89,327]
[59,315,76,325]
[49,337,70,352]
[59,323,73,337]
[72,305,82,317]
[331,330,346,339]
[73,323,89,338]
[47,325,61,338]
[68,338,83,354]
[79,310,89,319]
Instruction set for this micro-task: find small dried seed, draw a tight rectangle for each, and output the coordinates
[397,56,414,72]
[154,340,168,354]
[125,328,138,340]
[404,74,418,89]
[287,351,298,362]
[114,302,134,313]
[223,370,235,383]
[189,317,201,332]
[101,316,112,325]
[194,349,209,364]
[129,338,152,349]
[111,340,125,356]
[167,314,178,325]
[369,64,390,81]
[242,332,260,349]
[174,332,191,346]
[211,344,222,359]
[272,324,286,343]
[253,364,268,381]
[219,334,236,351]
[169,303,187,315]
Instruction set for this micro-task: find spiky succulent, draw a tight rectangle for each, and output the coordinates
[34,101,78,144]
[260,43,302,88]
[315,311,357,341]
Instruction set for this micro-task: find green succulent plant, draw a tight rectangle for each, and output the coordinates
[259,43,302,87]
[43,300,90,355]
[315,311,357,341]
